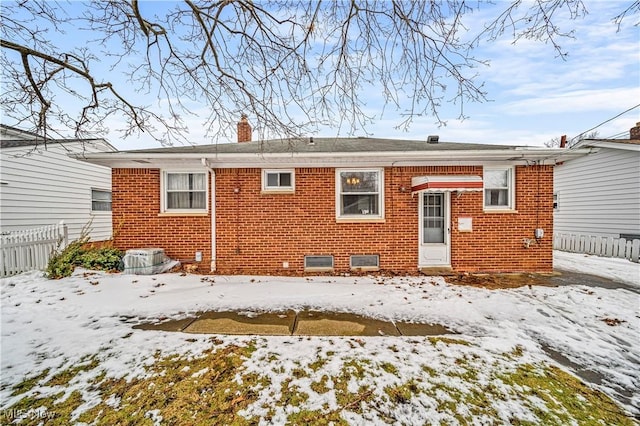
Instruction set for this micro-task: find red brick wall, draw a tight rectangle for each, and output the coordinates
[112,169,211,266]
[111,165,553,274]
[214,165,553,274]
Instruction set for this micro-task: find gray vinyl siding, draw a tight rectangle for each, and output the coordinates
[0,141,113,241]
[553,147,640,239]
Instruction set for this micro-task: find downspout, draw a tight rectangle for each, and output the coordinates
[202,158,216,271]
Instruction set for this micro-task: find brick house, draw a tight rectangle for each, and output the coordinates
[78,118,591,274]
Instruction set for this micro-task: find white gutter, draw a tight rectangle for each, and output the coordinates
[73,148,596,168]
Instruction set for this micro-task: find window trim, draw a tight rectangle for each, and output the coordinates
[90,188,112,214]
[483,166,515,211]
[262,169,295,193]
[335,168,385,220]
[160,170,209,214]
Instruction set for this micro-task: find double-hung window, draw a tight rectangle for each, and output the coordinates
[91,189,112,212]
[336,169,384,219]
[484,167,515,210]
[163,171,207,213]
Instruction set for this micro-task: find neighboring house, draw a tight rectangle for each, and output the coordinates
[554,123,640,241]
[77,117,590,274]
[0,124,116,241]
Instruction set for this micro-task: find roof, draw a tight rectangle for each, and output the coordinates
[125,137,514,154]
[0,124,117,152]
[572,138,640,151]
[74,136,594,169]
[0,138,115,150]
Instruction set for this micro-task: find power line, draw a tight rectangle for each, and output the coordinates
[574,104,640,141]
[603,131,629,139]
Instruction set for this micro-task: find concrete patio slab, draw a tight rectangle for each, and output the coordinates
[183,311,295,335]
[294,311,400,336]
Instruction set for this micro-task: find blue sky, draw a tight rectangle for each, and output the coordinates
[2,1,639,150]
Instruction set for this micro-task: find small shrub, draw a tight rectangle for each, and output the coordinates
[78,247,123,271]
[46,238,123,279]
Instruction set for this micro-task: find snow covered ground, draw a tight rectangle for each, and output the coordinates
[1,252,638,423]
[554,250,640,287]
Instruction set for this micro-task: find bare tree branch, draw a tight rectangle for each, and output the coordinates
[1,0,638,147]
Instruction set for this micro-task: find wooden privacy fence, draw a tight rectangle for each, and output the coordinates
[0,222,68,277]
[553,233,640,263]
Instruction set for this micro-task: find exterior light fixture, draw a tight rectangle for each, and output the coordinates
[346,176,361,185]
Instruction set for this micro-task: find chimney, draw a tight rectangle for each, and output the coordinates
[559,135,567,148]
[630,122,640,140]
[237,114,252,143]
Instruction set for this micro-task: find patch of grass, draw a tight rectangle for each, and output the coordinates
[505,344,525,359]
[6,343,633,426]
[421,365,437,377]
[384,380,420,404]
[291,367,308,379]
[309,357,327,371]
[499,364,633,426]
[6,390,85,425]
[379,361,398,375]
[46,357,100,387]
[279,379,309,407]
[287,409,348,425]
[310,375,331,394]
[6,343,268,426]
[11,368,50,396]
[332,360,374,411]
[428,336,471,346]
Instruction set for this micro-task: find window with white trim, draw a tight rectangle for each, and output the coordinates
[484,167,515,210]
[163,171,207,212]
[262,169,294,192]
[91,189,112,212]
[336,169,384,218]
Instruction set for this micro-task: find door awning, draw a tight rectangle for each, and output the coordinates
[411,175,483,194]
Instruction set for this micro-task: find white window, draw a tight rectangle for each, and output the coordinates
[336,169,384,219]
[91,189,112,212]
[162,171,207,212]
[484,167,515,210]
[262,169,294,192]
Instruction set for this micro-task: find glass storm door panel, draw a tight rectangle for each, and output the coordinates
[423,194,445,243]
[419,192,450,266]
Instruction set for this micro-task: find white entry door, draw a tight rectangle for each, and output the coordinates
[419,192,450,266]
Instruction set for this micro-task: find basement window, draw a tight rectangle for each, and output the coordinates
[350,255,380,271]
[304,255,334,272]
[262,169,294,192]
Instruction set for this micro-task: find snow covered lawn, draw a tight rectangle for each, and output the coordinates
[1,254,638,424]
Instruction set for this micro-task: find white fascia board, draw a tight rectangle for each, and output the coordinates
[73,147,594,169]
[573,140,640,151]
